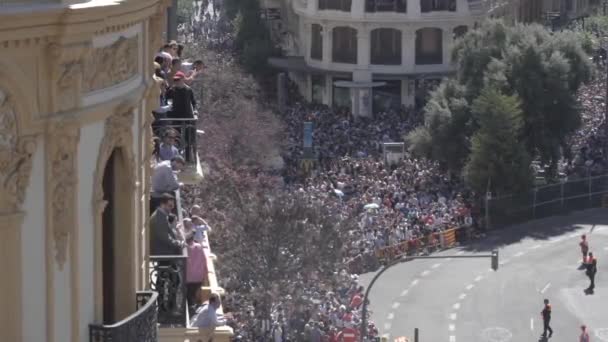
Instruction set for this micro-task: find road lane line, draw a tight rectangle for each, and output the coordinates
[500,259,510,265]
[392,302,401,309]
[421,270,431,277]
[453,303,461,310]
[400,289,409,297]
[449,335,456,342]
[459,293,467,300]
[530,318,534,331]
[457,251,465,255]
[411,279,419,286]
[514,251,525,257]
[466,284,474,290]
[384,323,392,330]
[432,263,441,269]
[450,313,457,320]
[387,313,395,320]
[540,282,551,294]
[446,258,453,261]
[474,275,483,282]
[449,324,456,331]
[531,244,542,249]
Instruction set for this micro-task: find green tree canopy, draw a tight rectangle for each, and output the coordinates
[410,19,592,190]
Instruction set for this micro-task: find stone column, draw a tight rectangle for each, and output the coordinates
[409,0,421,16]
[357,28,370,68]
[352,0,365,18]
[325,74,333,106]
[402,29,416,72]
[322,25,332,66]
[442,26,453,66]
[307,0,318,13]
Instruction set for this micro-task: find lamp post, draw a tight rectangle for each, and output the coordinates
[359,252,499,341]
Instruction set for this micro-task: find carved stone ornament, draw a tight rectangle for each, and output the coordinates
[47,42,88,113]
[0,89,37,216]
[83,36,139,93]
[47,121,80,269]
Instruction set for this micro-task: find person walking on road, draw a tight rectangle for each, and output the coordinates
[580,325,590,342]
[585,252,598,292]
[580,235,589,264]
[541,299,553,338]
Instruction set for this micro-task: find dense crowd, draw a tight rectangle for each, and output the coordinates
[146,7,608,342]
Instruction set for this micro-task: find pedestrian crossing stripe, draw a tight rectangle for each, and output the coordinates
[394,337,409,342]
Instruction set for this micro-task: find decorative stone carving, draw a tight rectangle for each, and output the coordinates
[47,42,88,113]
[0,89,37,216]
[83,36,139,93]
[46,121,80,269]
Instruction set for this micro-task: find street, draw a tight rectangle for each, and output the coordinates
[360,209,608,342]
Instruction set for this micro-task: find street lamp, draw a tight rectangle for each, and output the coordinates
[359,251,499,341]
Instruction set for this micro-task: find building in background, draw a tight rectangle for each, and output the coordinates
[266,0,595,116]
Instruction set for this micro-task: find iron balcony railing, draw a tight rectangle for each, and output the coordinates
[152,117,199,165]
[89,291,159,342]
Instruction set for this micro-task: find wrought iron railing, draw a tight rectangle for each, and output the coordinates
[89,291,158,342]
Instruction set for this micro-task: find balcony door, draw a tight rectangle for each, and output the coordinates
[100,147,136,324]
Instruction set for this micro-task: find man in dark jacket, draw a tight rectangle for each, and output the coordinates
[586,252,598,292]
[166,71,196,120]
[150,193,184,255]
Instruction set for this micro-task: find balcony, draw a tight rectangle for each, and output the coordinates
[89,291,159,342]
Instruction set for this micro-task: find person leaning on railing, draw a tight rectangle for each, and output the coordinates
[150,155,185,213]
[150,193,186,256]
[190,293,227,341]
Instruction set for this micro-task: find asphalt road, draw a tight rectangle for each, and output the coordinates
[360,208,608,342]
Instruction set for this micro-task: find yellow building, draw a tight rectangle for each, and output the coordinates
[0,0,231,341]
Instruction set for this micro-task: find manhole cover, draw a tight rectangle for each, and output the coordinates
[480,327,513,342]
[596,329,608,341]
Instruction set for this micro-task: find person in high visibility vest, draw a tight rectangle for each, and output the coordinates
[585,252,598,292]
[580,325,590,342]
[541,299,553,338]
[580,235,589,264]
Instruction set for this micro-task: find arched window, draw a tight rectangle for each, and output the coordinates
[453,25,468,40]
[319,0,352,11]
[365,0,406,12]
[332,27,358,64]
[415,28,442,65]
[371,28,402,65]
[420,0,456,12]
[311,24,323,60]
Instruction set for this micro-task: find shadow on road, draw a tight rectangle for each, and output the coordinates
[461,208,608,253]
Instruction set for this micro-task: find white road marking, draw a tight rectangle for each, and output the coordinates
[531,244,542,249]
[449,324,456,331]
[432,263,441,269]
[449,335,456,342]
[450,313,457,320]
[411,279,419,286]
[421,270,431,277]
[514,251,525,257]
[595,328,608,341]
[474,275,484,282]
[604,246,608,251]
[530,318,534,331]
[453,303,461,310]
[446,257,453,261]
[540,282,551,294]
[392,302,401,309]
[466,284,474,290]
[387,313,395,320]
[568,233,579,239]
[500,259,510,265]
[384,323,392,330]
[400,289,409,297]
[459,293,467,300]
[457,251,465,255]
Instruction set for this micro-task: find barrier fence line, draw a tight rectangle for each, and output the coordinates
[374,226,465,263]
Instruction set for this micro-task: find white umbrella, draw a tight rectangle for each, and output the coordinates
[364,203,380,210]
[333,189,344,197]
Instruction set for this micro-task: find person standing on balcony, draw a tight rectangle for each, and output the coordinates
[150,155,185,213]
[166,71,197,162]
[191,293,227,339]
[158,130,180,161]
[150,193,185,255]
[185,230,207,312]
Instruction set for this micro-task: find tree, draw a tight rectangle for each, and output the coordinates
[419,19,592,183]
[464,88,532,195]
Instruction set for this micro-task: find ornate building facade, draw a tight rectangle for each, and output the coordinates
[0,0,168,341]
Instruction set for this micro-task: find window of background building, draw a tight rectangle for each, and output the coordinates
[365,0,407,12]
[453,25,468,40]
[373,80,402,112]
[420,0,456,12]
[311,75,325,104]
[311,24,323,60]
[332,27,358,64]
[333,77,352,109]
[319,0,352,11]
[371,28,402,65]
[415,28,442,65]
